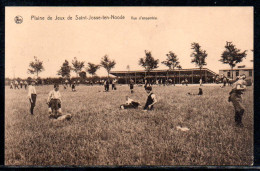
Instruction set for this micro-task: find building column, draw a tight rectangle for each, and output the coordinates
[192,70,193,84]
[135,72,137,84]
[205,70,207,83]
[125,73,127,84]
[179,70,180,83]
[205,70,206,83]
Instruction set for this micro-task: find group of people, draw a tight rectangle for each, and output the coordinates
[10,80,28,89]
[27,80,62,118]
[103,79,118,92]
[120,86,157,111]
[24,73,248,127]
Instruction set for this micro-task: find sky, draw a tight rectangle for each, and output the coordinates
[5,7,253,79]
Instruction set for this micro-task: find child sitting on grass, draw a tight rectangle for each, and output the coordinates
[120,96,141,109]
[143,86,157,111]
[187,88,203,96]
[47,84,62,118]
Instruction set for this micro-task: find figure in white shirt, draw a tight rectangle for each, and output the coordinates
[14,80,19,89]
[28,80,37,115]
[47,84,62,118]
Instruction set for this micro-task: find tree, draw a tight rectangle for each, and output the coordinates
[72,57,85,77]
[219,41,247,80]
[79,71,87,81]
[162,51,181,85]
[100,55,116,78]
[86,62,100,77]
[57,60,71,78]
[28,56,44,78]
[190,42,207,83]
[139,50,159,83]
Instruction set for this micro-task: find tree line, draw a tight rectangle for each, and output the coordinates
[25,41,247,82]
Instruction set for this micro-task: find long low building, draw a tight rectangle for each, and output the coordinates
[110,68,218,84]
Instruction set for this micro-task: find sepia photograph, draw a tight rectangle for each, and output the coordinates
[5,7,253,166]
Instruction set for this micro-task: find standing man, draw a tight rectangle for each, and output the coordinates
[105,79,110,92]
[185,78,188,86]
[24,80,28,89]
[28,80,37,115]
[20,80,23,89]
[143,86,157,111]
[10,81,14,89]
[14,80,19,89]
[228,74,247,127]
[112,79,117,90]
[223,76,227,87]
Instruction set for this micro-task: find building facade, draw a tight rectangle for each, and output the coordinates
[219,66,253,82]
[110,68,217,84]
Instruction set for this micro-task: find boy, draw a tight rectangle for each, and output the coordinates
[72,81,76,92]
[47,84,62,118]
[143,86,157,110]
[129,79,134,93]
[105,79,110,92]
[120,96,141,109]
[187,88,203,96]
[28,80,37,115]
[228,74,247,127]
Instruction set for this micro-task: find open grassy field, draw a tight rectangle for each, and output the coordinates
[5,84,253,166]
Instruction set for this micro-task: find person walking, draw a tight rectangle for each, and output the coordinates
[228,74,247,127]
[28,80,37,115]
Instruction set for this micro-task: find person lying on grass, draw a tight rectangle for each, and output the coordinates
[143,86,157,111]
[47,84,62,119]
[120,96,141,109]
[187,88,203,96]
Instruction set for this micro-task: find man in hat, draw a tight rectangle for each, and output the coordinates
[28,80,37,114]
[228,74,247,127]
[143,86,157,111]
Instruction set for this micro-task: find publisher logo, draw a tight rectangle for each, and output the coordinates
[14,16,23,24]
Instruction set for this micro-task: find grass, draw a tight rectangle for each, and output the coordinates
[5,84,253,166]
